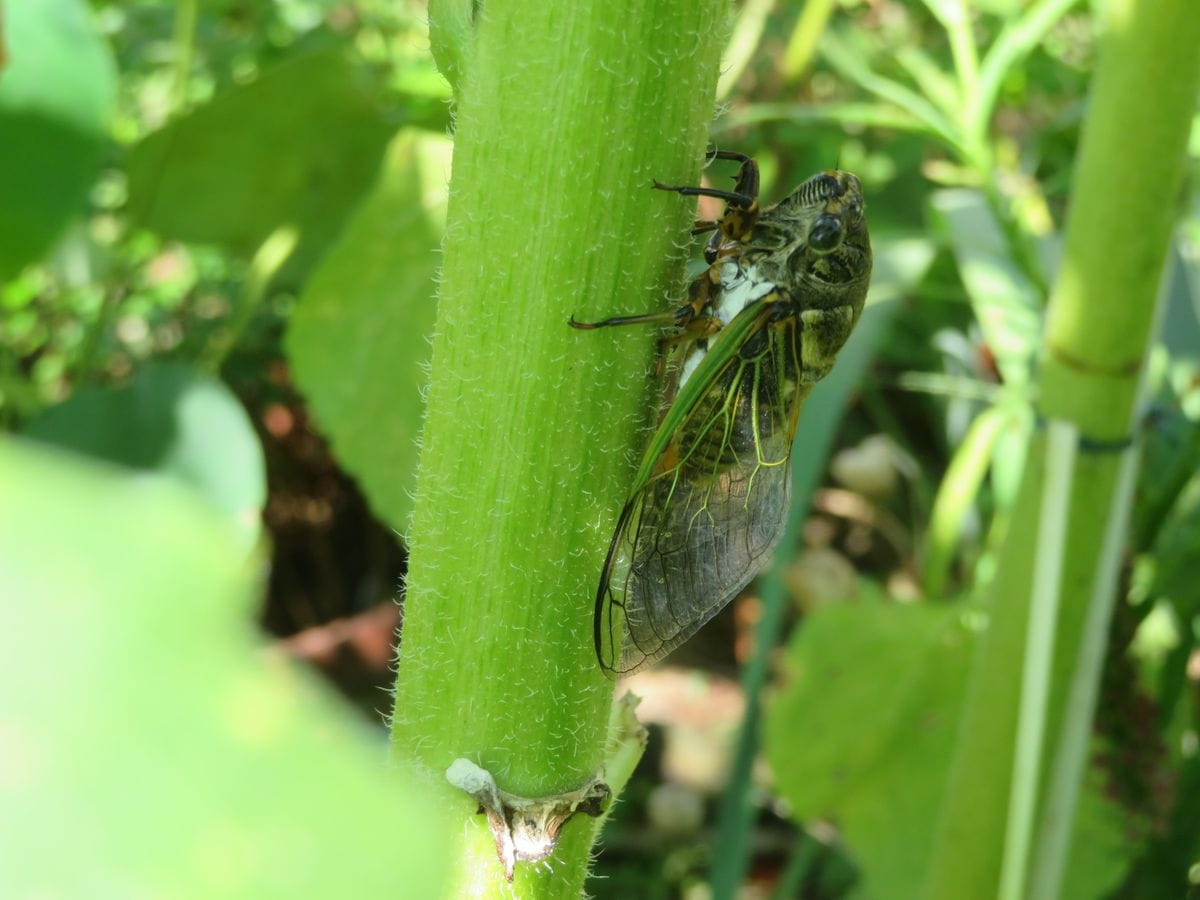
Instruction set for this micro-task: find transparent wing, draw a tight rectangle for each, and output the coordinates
[595,310,807,675]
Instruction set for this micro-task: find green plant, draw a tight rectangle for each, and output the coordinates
[387,0,730,893]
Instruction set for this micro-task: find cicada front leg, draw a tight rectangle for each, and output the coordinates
[655,150,762,262]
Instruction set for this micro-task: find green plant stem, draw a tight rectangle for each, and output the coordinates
[818,29,966,156]
[997,420,1075,900]
[921,402,1008,599]
[781,0,837,83]
[202,226,296,374]
[972,0,1084,140]
[927,0,979,123]
[170,0,198,114]
[925,0,1200,895]
[389,2,728,895]
[711,101,932,138]
[716,0,773,100]
[1028,440,1140,899]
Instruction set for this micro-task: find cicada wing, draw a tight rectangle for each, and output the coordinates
[595,313,804,675]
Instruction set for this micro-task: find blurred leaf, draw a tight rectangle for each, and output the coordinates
[0,434,448,897]
[764,598,1135,896]
[930,189,1043,387]
[286,130,449,533]
[0,0,116,280]
[126,46,394,278]
[866,237,937,306]
[923,403,1009,598]
[23,363,266,549]
[1059,764,1141,899]
[819,27,962,153]
[1160,245,1200,362]
[989,404,1034,512]
[0,435,448,897]
[765,599,974,898]
[713,101,928,136]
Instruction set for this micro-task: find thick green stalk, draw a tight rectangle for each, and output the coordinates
[390,2,728,895]
[925,0,1200,896]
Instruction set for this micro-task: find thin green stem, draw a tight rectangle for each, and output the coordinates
[170,0,198,114]
[769,831,823,900]
[819,29,967,157]
[922,403,1008,599]
[973,0,1085,139]
[781,0,837,83]
[1027,441,1141,900]
[997,420,1076,900]
[892,370,1003,403]
[926,0,980,128]
[202,226,296,374]
[712,101,942,143]
[717,0,773,100]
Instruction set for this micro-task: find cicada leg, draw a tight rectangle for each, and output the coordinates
[570,273,722,376]
[655,150,761,263]
[570,253,723,331]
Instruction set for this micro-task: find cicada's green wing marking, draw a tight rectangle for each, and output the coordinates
[575,155,872,676]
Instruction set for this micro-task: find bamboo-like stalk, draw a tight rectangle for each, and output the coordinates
[389,1,728,895]
[925,0,1200,896]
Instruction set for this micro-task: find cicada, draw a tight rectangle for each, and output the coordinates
[572,151,872,675]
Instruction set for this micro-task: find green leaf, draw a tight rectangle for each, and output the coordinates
[0,0,116,279]
[1058,765,1137,899]
[286,130,450,533]
[0,435,449,897]
[23,363,266,549]
[125,46,394,275]
[765,599,975,898]
[929,188,1044,387]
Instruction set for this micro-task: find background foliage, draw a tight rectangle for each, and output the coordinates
[1,0,1198,897]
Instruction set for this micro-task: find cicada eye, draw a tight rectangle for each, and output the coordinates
[808,214,843,252]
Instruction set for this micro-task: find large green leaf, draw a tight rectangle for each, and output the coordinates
[0,435,448,897]
[286,130,450,532]
[125,46,394,275]
[765,599,975,898]
[929,189,1044,387]
[0,0,116,279]
[766,597,1133,898]
[23,363,266,549]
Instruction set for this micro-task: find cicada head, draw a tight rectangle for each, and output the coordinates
[778,170,867,252]
[760,170,872,300]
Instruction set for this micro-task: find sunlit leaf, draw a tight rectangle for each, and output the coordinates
[766,598,974,897]
[126,46,394,278]
[930,188,1044,386]
[287,130,450,532]
[23,363,266,549]
[0,0,116,279]
[0,435,449,897]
